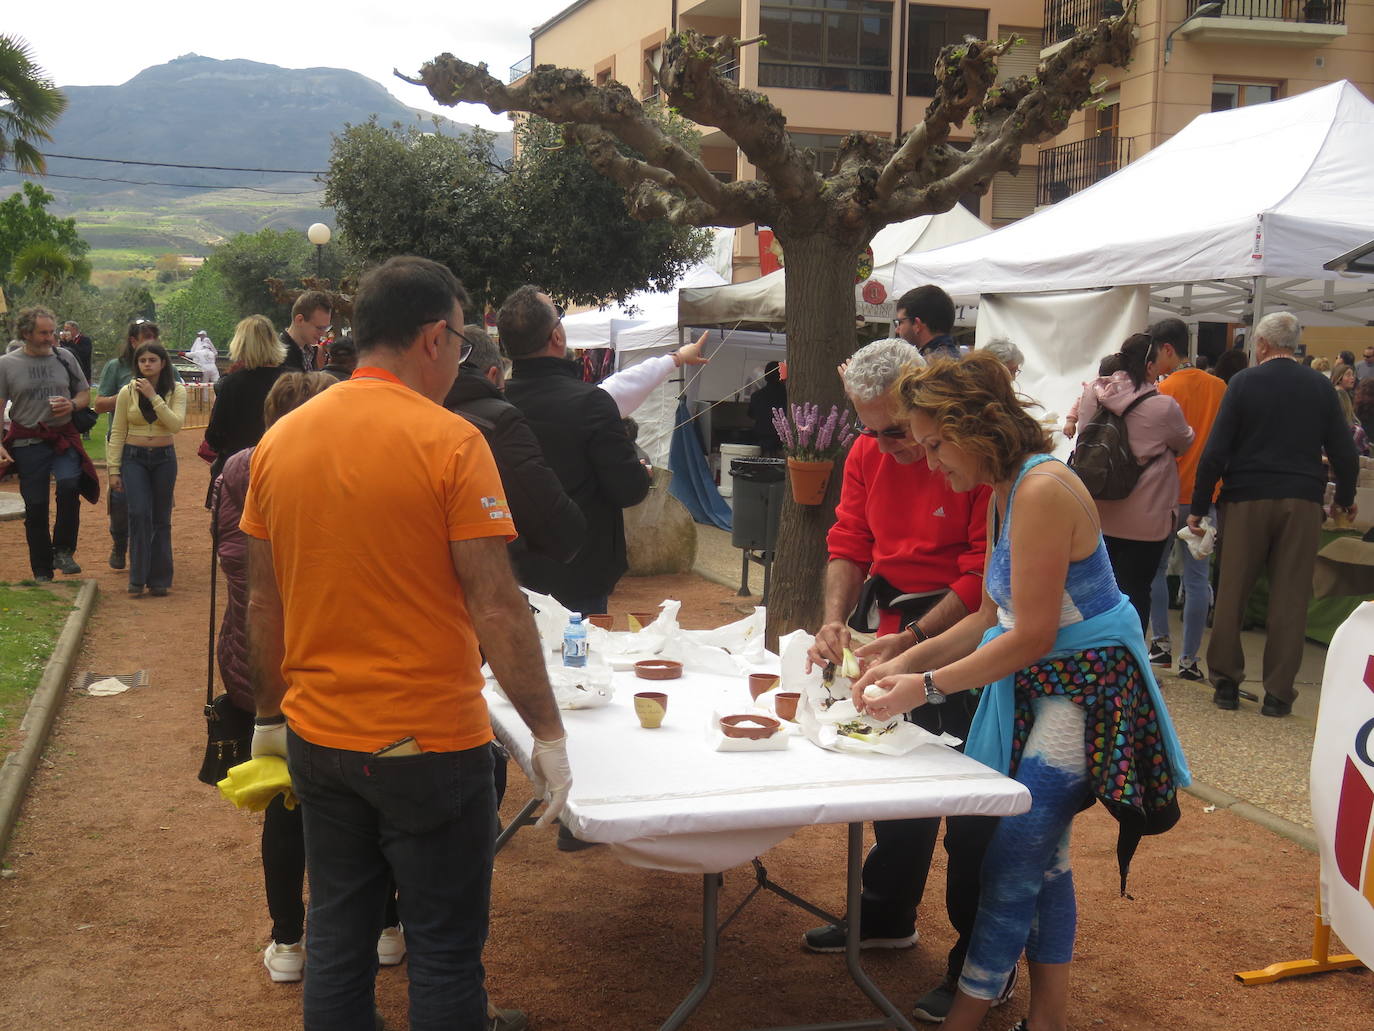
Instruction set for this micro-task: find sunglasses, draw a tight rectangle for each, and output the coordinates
[857,424,908,440]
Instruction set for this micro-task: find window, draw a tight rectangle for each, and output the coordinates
[759,0,893,94]
[789,131,847,175]
[995,26,1043,85]
[1211,82,1278,111]
[991,165,1036,225]
[642,46,663,101]
[907,5,988,97]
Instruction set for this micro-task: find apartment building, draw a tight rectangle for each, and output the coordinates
[517,0,1373,280]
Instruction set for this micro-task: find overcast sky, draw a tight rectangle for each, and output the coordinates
[9,1,574,132]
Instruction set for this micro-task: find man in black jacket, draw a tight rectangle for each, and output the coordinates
[444,325,586,564]
[280,290,333,372]
[1188,311,1359,717]
[499,286,650,615]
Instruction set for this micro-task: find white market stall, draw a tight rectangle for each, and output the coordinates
[891,79,1374,431]
[677,204,991,327]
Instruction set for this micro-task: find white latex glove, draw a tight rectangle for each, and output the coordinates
[251,720,288,759]
[530,735,573,829]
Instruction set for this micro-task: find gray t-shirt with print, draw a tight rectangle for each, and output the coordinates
[0,347,88,430]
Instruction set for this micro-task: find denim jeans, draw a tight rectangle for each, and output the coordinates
[288,731,496,1031]
[13,441,81,577]
[1149,504,1214,663]
[122,444,177,589]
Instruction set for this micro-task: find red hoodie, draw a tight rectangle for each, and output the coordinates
[826,434,990,635]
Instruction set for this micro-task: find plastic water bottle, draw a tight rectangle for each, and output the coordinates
[562,614,588,668]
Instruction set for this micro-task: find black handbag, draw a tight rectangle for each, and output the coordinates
[197,479,254,785]
[54,348,99,433]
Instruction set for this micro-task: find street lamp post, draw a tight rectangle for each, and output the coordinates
[307,222,332,278]
[1164,1,1224,64]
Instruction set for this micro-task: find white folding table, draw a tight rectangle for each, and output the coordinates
[488,668,1030,1031]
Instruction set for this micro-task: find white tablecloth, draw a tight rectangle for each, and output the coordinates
[487,668,1030,874]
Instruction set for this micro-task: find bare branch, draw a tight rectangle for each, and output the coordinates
[401,54,739,225]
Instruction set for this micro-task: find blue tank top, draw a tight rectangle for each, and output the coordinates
[986,454,1120,630]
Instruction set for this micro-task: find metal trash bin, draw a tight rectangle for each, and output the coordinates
[730,457,786,552]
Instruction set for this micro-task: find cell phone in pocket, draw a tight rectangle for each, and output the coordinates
[373,736,422,757]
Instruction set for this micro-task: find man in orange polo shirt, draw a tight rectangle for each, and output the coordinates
[243,256,570,1031]
[1146,318,1227,681]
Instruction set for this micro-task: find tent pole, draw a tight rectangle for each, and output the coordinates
[1249,277,1266,358]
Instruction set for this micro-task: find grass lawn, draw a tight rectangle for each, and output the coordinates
[84,414,109,464]
[0,582,80,760]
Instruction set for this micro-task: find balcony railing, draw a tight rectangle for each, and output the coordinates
[509,55,532,83]
[1042,0,1125,43]
[1036,134,1133,206]
[716,58,740,84]
[1187,0,1345,22]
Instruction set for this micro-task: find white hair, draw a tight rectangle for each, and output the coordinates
[842,338,926,402]
[982,337,1025,369]
[1255,311,1300,352]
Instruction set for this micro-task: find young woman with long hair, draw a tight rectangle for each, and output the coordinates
[107,341,186,596]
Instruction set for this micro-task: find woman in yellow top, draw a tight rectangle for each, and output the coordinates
[108,342,186,596]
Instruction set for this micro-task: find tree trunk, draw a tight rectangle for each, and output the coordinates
[765,231,864,646]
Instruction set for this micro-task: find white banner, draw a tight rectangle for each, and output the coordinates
[1311,600,1374,966]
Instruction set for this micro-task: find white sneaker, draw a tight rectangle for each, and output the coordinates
[263,940,304,983]
[377,925,406,966]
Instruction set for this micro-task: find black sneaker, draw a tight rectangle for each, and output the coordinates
[802,921,918,953]
[1147,641,1172,666]
[1177,659,1205,681]
[913,976,957,1023]
[109,547,126,570]
[53,550,82,575]
[1261,692,1293,718]
[488,1007,527,1031]
[33,574,54,583]
[1213,679,1239,710]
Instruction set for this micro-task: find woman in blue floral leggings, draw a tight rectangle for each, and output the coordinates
[855,353,1190,1031]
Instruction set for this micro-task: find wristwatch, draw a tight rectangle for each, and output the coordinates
[254,714,287,727]
[923,671,946,706]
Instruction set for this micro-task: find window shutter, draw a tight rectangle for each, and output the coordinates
[992,166,1037,223]
[996,27,1043,84]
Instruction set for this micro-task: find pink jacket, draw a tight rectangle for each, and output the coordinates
[1078,374,1194,541]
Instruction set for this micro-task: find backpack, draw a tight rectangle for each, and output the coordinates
[1068,390,1158,501]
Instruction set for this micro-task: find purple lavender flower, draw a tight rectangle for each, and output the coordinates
[772,406,795,451]
[816,407,838,453]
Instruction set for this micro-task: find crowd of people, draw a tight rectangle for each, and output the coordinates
[0,270,1366,1031]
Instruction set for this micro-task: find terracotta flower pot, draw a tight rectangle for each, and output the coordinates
[774,692,801,722]
[634,692,668,729]
[748,673,780,700]
[587,614,613,630]
[787,458,834,506]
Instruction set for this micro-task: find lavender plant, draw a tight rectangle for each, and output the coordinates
[771,403,856,462]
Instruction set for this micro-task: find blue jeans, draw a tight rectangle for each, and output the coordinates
[122,444,177,589]
[1149,504,1214,663]
[288,731,496,1031]
[13,441,82,577]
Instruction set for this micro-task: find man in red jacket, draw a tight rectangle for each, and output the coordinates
[802,339,1008,1023]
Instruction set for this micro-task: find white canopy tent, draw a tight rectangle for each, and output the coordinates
[891,79,1374,442]
[677,204,991,327]
[893,80,1374,318]
[561,230,734,350]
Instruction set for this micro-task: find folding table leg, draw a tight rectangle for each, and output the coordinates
[659,874,721,1031]
[843,822,917,1031]
[494,798,542,855]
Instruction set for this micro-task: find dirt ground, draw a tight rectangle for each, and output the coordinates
[0,431,1369,1030]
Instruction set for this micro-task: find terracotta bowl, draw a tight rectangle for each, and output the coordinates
[634,659,683,681]
[774,692,801,722]
[629,611,659,629]
[719,714,781,740]
[586,614,613,630]
[748,673,780,700]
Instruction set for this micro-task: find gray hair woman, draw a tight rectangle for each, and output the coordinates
[981,338,1025,379]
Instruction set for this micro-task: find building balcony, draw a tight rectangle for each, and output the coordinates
[1178,0,1346,46]
[1042,0,1126,50]
[1035,134,1133,206]
[509,55,532,84]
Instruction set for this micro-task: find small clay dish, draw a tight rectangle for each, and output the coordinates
[774,692,801,722]
[748,673,780,700]
[629,611,659,629]
[719,714,781,740]
[587,614,613,630]
[634,659,683,681]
